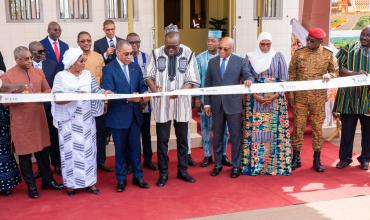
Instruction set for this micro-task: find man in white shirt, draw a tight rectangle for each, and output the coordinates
[145,24,200,187]
[94,19,124,65]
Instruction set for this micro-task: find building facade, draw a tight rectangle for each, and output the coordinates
[0,0,328,67]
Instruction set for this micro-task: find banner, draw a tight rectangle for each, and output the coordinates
[0,75,369,104]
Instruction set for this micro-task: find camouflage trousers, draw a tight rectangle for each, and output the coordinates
[291,101,325,151]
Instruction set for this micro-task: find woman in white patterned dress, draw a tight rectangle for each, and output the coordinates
[52,47,110,196]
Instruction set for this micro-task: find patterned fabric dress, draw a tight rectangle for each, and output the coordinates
[52,70,104,189]
[241,53,292,176]
[0,105,21,192]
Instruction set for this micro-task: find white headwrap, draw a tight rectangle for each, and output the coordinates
[247,32,276,74]
[62,47,83,70]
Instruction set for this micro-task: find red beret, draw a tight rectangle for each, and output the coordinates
[308,28,326,39]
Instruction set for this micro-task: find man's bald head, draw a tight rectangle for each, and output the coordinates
[29,41,46,62]
[47,21,62,41]
[28,41,43,51]
[220,37,234,48]
[219,37,234,58]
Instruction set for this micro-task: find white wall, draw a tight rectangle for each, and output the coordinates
[0,0,154,67]
[235,0,300,62]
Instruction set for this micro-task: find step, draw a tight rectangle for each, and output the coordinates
[150,119,198,136]
[106,133,202,156]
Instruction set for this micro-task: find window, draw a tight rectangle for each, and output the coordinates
[5,0,42,22]
[58,0,90,20]
[164,0,182,29]
[254,0,283,19]
[106,0,137,20]
[190,0,206,29]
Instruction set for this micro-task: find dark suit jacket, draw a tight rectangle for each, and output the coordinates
[94,36,123,65]
[0,52,6,72]
[204,54,254,115]
[40,37,69,72]
[102,59,147,129]
[41,59,58,88]
[34,59,58,111]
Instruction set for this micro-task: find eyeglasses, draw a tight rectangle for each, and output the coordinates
[260,42,271,47]
[79,39,92,43]
[35,49,46,54]
[218,47,231,51]
[129,41,141,45]
[118,51,134,56]
[165,45,179,50]
[18,56,32,61]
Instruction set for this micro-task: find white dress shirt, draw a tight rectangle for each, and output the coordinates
[116,59,130,82]
[48,36,60,52]
[103,36,117,60]
[32,60,43,69]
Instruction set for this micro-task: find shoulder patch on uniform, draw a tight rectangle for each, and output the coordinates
[295,47,304,51]
[323,46,334,53]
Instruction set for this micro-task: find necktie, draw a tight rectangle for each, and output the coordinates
[109,39,115,48]
[122,65,130,83]
[220,58,226,79]
[53,41,60,63]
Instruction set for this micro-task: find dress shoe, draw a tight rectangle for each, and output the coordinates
[116,180,127,192]
[86,186,100,195]
[359,161,369,170]
[336,161,351,169]
[200,156,213,167]
[133,177,150,189]
[1,190,12,196]
[230,167,240,178]
[143,161,157,171]
[177,172,196,183]
[210,166,223,176]
[66,189,76,196]
[41,180,64,190]
[222,155,232,167]
[156,175,168,187]
[27,185,39,199]
[97,164,113,172]
[187,154,197,166]
[33,170,41,179]
[54,166,62,176]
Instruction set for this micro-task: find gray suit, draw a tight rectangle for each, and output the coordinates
[204,54,254,168]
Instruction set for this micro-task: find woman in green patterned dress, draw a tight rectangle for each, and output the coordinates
[241,32,292,176]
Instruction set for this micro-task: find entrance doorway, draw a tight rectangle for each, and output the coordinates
[155,0,235,54]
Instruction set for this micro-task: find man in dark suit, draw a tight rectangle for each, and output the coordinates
[103,40,150,192]
[204,37,254,178]
[94,19,124,65]
[29,41,61,176]
[40,21,69,72]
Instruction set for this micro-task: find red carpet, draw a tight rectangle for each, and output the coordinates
[0,138,369,220]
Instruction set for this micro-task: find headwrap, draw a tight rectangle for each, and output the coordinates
[308,28,326,39]
[246,32,276,74]
[62,47,83,70]
[208,30,222,39]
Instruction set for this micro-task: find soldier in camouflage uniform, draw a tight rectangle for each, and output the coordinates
[288,28,338,172]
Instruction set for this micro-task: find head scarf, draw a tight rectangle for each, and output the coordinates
[62,47,83,70]
[246,32,276,74]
